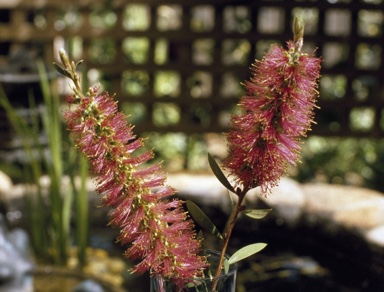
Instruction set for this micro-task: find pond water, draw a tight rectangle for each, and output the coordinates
[4,202,383,292]
[232,220,384,292]
[111,217,384,292]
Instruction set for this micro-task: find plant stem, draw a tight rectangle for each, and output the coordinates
[211,188,248,291]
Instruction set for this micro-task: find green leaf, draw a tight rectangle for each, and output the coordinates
[53,62,71,78]
[75,60,83,68]
[243,209,272,220]
[208,153,236,194]
[186,200,223,240]
[224,258,230,274]
[228,243,267,265]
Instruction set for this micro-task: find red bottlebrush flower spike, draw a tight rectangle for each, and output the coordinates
[58,49,207,286]
[224,22,321,196]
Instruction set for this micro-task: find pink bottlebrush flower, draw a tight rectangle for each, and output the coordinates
[63,89,207,284]
[224,36,321,195]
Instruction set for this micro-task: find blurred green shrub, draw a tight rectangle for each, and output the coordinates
[0,63,89,267]
[136,132,384,193]
[292,136,384,192]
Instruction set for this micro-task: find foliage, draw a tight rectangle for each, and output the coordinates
[189,154,269,276]
[0,63,89,266]
[294,136,384,192]
[142,134,384,195]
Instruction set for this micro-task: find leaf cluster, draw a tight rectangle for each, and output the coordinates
[187,153,271,273]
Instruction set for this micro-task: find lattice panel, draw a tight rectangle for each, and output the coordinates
[1,0,384,137]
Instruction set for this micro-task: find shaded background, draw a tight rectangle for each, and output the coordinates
[2,0,384,191]
[1,1,384,291]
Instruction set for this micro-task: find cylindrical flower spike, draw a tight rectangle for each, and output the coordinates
[224,18,321,196]
[57,52,207,287]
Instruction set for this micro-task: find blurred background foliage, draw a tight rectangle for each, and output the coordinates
[141,133,384,193]
[2,2,384,195]
[292,137,384,192]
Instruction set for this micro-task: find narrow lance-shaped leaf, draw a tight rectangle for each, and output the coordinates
[242,209,272,220]
[186,200,223,240]
[228,243,267,265]
[75,60,83,68]
[208,153,236,194]
[53,63,71,78]
[224,258,230,275]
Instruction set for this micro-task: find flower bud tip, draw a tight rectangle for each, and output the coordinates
[59,48,70,69]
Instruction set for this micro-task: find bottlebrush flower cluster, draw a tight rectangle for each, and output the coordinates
[59,52,207,285]
[56,15,321,288]
[224,28,321,195]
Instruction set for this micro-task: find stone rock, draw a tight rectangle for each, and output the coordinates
[246,177,306,226]
[365,225,384,247]
[72,279,105,292]
[301,183,384,230]
[167,172,229,212]
[0,214,33,292]
[168,173,306,226]
[0,171,12,200]
[0,264,14,283]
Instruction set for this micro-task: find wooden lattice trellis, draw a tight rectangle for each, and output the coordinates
[1,0,384,138]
